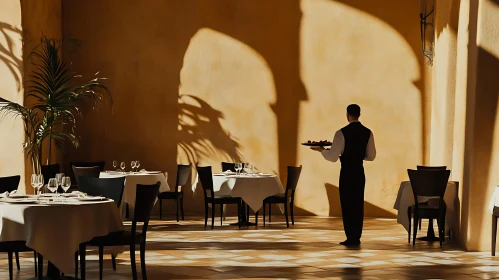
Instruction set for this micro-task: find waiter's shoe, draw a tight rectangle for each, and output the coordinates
[340,240,361,246]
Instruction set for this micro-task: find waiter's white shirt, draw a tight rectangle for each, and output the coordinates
[321,122,376,163]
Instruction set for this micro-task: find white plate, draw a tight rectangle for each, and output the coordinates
[77,196,108,201]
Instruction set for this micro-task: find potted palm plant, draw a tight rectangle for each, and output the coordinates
[0,37,111,174]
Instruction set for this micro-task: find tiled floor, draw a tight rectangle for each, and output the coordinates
[1,215,498,279]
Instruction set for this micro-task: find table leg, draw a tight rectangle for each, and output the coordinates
[230,201,256,226]
[28,261,78,280]
[417,219,441,242]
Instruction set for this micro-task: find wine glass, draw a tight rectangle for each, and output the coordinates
[113,160,118,171]
[135,161,140,172]
[120,162,126,174]
[235,163,242,175]
[61,177,71,194]
[245,163,253,175]
[36,174,44,195]
[47,178,58,195]
[55,173,64,194]
[131,161,136,173]
[31,174,37,194]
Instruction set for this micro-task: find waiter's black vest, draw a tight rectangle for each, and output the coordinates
[339,122,371,167]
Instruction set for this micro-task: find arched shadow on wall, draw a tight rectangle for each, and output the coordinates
[0,22,23,92]
[178,94,243,164]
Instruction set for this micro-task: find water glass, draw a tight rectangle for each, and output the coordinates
[120,162,126,173]
[235,163,242,175]
[47,178,58,195]
[31,174,37,194]
[136,161,141,172]
[113,160,118,171]
[36,174,44,195]
[131,161,136,173]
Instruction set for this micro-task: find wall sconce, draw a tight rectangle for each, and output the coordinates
[420,0,435,66]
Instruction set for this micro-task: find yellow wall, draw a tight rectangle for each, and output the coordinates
[0,1,25,192]
[61,0,427,217]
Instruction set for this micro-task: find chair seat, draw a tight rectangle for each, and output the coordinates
[208,196,241,204]
[158,191,182,199]
[264,194,289,204]
[87,231,143,246]
[0,241,32,252]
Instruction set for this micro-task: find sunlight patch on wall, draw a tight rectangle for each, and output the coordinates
[297,0,421,216]
[178,28,278,173]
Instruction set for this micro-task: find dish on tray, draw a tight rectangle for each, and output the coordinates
[301,140,332,147]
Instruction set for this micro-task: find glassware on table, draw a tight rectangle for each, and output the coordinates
[136,161,140,172]
[235,163,242,175]
[55,173,64,194]
[113,160,118,171]
[47,178,58,195]
[62,177,71,194]
[36,174,44,195]
[120,162,126,174]
[131,161,136,173]
[245,163,254,175]
[31,174,37,194]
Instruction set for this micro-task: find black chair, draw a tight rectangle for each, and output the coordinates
[197,166,242,229]
[72,166,101,187]
[69,161,105,185]
[413,166,447,231]
[493,207,499,256]
[408,169,450,246]
[221,162,236,172]
[79,182,160,280]
[158,165,191,221]
[41,164,60,184]
[262,166,302,228]
[0,176,37,280]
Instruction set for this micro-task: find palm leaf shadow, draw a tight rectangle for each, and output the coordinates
[178,94,243,164]
[0,22,22,92]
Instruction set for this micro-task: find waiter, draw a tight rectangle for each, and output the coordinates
[312,104,376,246]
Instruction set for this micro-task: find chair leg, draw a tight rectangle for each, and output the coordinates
[269,204,272,223]
[74,251,78,278]
[112,255,117,271]
[8,251,13,280]
[220,204,223,226]
[211,202,215,229]
[290,201,295,225]
[247,205,250,222]
[38,253,43,280]
[408,208,412,244]
[34,251,37,277]
[130,244,137,280]
[437,217,444,247]
[159,199,162,220]
[99,246,104,280]
[255,211,258,226]
[204,203,208,228]
[419,219,422,230]
[176,198,179,222]
[140,241,147,280]
[412,216,418,245]
[284,201,289,228]
[263,203,266,227]
[493,215,498,256]
[15,251,20,270]
[79,244,86,280]
[180,197,185,221]
[238,201,242,229]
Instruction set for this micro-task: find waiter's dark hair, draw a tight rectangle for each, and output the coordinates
[347,104,361,118]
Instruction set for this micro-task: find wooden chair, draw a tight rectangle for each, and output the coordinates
[79,182,160,280]
[72,166,101,187]
[221,162,236,172]
[41,164,60,184]
[492,207,499,256]
[158,165,191,221]
[262,166,302,227]
[69,161,105,186]
[408,169,450,246]
[197,166,242,229]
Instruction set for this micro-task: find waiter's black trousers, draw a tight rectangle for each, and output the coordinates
[339,165,366,241]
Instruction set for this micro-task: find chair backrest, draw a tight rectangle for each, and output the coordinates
[196,166,214,198]
[69,161,105,183]
[407,169,450,198]
[221,162,236,172]
[78,176,126,207]
[0,175,20,193]
[175,164,191,192]
[134,182,161,223]
[41,164,60,184]
[286,165,302,192]
[417,165,447,171]
[72,166,101,186]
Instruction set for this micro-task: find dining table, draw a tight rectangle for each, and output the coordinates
[0,194,123,279]
[393,181,459,241]
[210,172,285,225]
[99,171,169,218]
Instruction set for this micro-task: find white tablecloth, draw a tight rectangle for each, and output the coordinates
[212,175,285,211]
[488,186,499,214]
[0,200,123,273]
[393,181,459,234]
[99,172,169,212]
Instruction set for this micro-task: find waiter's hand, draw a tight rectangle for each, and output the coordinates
[310,146,325,152]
